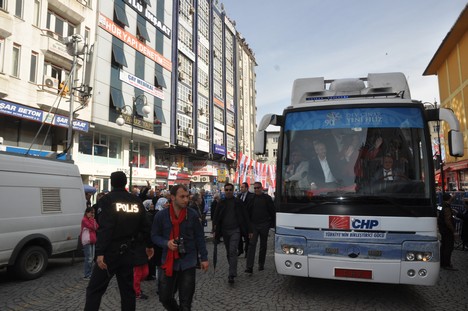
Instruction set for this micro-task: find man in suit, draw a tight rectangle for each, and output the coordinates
[237,182,254,256]
[308,141,342,188]
[372,154,405,182]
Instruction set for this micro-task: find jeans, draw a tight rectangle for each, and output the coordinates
[83,244,95,278]
[159,267,196,311]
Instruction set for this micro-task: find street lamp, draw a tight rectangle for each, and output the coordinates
[116,94,151,191]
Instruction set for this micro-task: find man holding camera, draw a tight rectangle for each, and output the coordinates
[152,184,209,310]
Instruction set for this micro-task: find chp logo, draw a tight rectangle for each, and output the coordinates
[329,216,350,229]
[329,216,380,230]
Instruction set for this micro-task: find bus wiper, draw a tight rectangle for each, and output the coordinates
[347,196,419,216]
[288,200,338,213]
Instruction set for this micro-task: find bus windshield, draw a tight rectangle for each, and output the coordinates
[281,106,432,212]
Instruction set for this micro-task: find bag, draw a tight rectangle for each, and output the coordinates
[81,227,91,245]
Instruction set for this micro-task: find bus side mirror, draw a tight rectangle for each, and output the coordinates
[254,130,266,155]
[448,130,464,157]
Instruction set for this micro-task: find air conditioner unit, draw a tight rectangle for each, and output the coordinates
[184,106,192,114]
[43,75,59,91]
[199,108,205,115]
[187,128,194,136]
[178,72,184,81]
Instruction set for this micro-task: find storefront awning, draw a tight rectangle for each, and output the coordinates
[443,160,468,172]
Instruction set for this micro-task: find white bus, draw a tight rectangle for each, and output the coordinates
[255,73,463,285]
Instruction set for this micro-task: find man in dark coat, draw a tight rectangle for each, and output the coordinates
[245,181,275,274]
[214,183,249,283]
[237,182,254,256]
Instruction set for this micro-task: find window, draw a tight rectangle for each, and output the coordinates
[0,0,6,10]
[12,44,20,78]
[15,0,22,18]
[154,70,166,88]
[29,52,38,83]
[132,142,149,168]
[79,132,93,155]
[79,132,121,159]
[33,0,40,26]
[94,133,109,157]
[137,23,150,42]
[114,4,129,28]
[110,87,125,109]
[273,149,278,157]
[112,45,127,68]
[46,11,77,38]
[0,39,4,73]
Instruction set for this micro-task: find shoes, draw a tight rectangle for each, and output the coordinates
[258,266,264,271]
[82,276,90,280]
[228,276,235,283]
[136,293,149,300]
[237,250,244,256]
[244,268,253,274]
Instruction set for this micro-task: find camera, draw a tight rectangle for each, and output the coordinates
[174,237,186,256]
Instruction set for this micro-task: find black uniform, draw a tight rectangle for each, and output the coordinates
[85,187,152,311]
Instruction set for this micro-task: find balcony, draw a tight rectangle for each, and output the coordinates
[48,0,87,24]
[40,30,78,68]
[0,73,10,97]
[0,10,13,38]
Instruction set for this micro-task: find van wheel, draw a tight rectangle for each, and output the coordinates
[14,246,48,280]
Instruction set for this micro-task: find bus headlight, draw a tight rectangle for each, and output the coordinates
[281,244,304,255]
[405,251,433,262]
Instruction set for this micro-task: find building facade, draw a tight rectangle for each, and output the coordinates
[0,0,257,193]
[423,4,468,191]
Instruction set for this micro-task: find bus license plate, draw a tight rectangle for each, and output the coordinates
[335,268,372,280]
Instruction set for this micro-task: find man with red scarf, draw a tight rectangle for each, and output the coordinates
[152,184,209,310]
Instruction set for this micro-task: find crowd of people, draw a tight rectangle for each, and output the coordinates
[80,172,275,311]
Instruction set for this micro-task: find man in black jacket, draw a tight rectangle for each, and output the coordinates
[85,171,154,311]
[245,181,275,274]
[214,183,249,283]
[237,182,254,257]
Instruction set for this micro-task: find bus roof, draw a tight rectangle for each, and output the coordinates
[291,72,412,107]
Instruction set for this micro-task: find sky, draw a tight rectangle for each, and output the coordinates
[221,0,467,123]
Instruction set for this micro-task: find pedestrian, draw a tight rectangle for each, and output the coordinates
[210,193,220,233]
[438,193,457,270]
[81,206,99,279]
[133,233,153,300]
[144,199,158,281]
[214,183,249,283]
[91,192,106,224]
[151,184,209,310]
[457,198,468,250]
[237,182,254,257]
[245,181,275,274]
[84,171,154,311]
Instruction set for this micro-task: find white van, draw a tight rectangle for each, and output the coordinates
[0,151,86,280]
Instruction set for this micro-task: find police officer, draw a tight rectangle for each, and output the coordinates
[84,171,154,311]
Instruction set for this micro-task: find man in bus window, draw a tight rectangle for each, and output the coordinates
[372,154,406,182]
[308,141,341,188]
[284,149,309,189]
